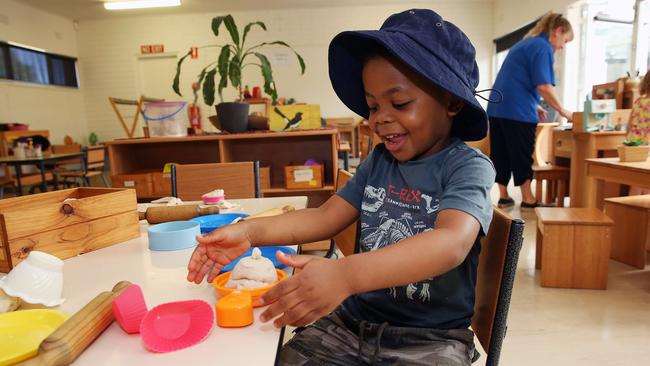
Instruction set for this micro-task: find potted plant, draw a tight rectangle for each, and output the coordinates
[618,139,649,162]
[172,15,305,133]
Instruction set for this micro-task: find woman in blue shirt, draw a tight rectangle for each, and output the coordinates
[488,13,574,209]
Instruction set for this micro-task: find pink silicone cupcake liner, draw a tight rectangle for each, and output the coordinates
[140,300,214,353]
[112,284,148,334]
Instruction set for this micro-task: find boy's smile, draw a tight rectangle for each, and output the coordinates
[362,55,455,162]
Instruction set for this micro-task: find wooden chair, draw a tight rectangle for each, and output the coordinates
[171,161,261,200]
[53,145,109,188]
[472,207,524,366]
[108,95,164,138]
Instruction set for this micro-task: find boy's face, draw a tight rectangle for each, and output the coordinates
[362,55,454,162]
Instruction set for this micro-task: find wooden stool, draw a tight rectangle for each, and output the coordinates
[603,195,650,269]
[533,165,569,207]
[535,207,613,289]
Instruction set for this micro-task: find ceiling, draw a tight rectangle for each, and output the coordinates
[16,0,476,21]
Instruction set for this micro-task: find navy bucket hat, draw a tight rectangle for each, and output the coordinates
[328,9,487,141]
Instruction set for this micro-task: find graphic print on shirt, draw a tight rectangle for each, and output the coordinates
[360,183,440,303]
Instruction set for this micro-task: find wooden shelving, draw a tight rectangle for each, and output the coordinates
[105,129,339,207]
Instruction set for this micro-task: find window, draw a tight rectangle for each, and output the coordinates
[0,41,78,88]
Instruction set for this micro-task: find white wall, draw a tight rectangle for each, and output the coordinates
[0,0,87,145]
[493,0,578,37]
[76,1,494,140]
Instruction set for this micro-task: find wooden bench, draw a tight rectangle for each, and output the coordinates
[535,207,613,289]
[533,165,569,207]
[603,195,650,269]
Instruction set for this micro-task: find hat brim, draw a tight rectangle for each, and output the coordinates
[329,31,487,141]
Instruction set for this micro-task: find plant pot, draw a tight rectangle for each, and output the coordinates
[215,102,250,133]
[617,145,650,162]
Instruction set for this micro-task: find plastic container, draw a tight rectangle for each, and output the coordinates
[0,251,64,307]
[112,284,148,334]
[140,300,214,353]
[147,221,201,251]
[190,213,249,233]
[216,291,253,328]
[220,246,296,273]
[142,101,188,137]
[213,269,286,307]
[0,309,68,366]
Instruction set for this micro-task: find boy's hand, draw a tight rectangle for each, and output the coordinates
[186,224,253,284]
[259,251,353,328]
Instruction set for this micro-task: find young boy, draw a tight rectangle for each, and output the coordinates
[187,9,495,365]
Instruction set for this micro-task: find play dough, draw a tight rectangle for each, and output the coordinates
[225,248,278,290]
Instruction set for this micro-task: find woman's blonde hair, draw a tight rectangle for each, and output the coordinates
[525,12,573,39]
[640,72,650,95]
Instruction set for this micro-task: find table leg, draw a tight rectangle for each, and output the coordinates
[595,178,606,210]
[13,164,23,196]
[38,161,47,192]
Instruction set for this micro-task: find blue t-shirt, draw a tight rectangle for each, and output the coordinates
[336,140,495,329]
[487,34,555,123]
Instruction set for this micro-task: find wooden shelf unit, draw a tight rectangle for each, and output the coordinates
[105,129,339,207]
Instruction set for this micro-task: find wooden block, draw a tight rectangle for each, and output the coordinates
[284,164,324,189]
[617,145,649,162]
[0,187,138,271]
[536,207,612,289]
[604,196,650,269]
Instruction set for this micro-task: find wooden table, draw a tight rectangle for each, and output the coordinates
[15,196,307,365]
[586,158,650,209]
[0,152,85,195]
[551,129,626,207]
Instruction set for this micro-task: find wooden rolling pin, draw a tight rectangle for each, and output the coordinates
[138,205,219,224]
[241,205,295,220]
[19,281,131,366]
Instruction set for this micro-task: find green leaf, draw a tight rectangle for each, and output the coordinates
[623,139,644,146]
[229,54,241,89]
[172,49,192,96]
[242,21,266,46]
[211,16,224,37]
[217,46,231,80]
[223,15,240,47]
[254,52,277,103]
[217,72,228,103]
[193,68,208,104]
[202,69,217,106]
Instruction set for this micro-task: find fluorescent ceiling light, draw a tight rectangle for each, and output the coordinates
[104,0,181,10]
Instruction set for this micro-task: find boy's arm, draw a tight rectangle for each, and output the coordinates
[246,194,359,246]
[260,208,480,327]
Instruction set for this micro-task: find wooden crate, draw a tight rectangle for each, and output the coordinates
[284,164,324,189]
[151,172,172,197]
[617,145,649,162]
[0,187,139,272]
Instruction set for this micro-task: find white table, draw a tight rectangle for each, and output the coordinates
[44,196,307,365]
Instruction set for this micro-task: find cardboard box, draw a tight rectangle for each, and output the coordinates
[0,188,139,272]
[259,166,271,190]
[284,164,323,189]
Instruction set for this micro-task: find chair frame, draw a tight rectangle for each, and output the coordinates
[171,161,261,199]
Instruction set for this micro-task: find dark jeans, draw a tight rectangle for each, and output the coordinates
[489,117,537,186]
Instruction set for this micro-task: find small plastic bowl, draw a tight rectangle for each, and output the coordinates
[0,251,64,307]
[190,213,249,233]
[140,300,214,353]
[215,291,253,328]
[201,195,224,205]
[112,284,148,334]
[213,269,286,308]
[147,221,201,251]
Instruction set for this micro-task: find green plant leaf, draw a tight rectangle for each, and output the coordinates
[229,54,241,89]
[242,21,266,46]
[202,69,217,106]
[623,139,644,146]
[254,52,277,103]
[246,41,305,74]
[223,15,240,47]
[216,46,230,103]
[211,16,224,37]
[172,49,192,96]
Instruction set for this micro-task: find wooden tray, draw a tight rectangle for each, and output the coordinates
[0,188,139,272]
